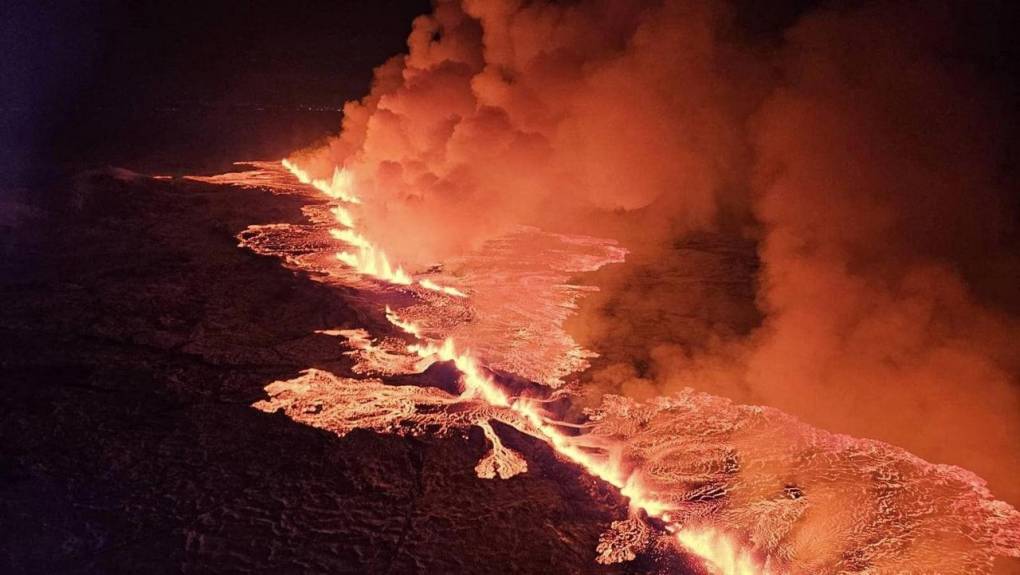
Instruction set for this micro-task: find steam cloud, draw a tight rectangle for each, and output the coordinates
[291,0,1019,504]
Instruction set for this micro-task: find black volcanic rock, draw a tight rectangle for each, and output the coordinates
[0,171,664,574]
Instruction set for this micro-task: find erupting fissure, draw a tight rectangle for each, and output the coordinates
[393,308,765,574]
[282,159,463,290]
[281,158,361,204]
[281,158,765,574]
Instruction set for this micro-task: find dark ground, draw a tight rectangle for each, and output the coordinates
[0,167,682,574]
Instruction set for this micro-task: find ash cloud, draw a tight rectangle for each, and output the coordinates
[293,0,1019,504]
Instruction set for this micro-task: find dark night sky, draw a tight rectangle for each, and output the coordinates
[1,0,432,172]
[3,0,434,110]
[1,0,1016,173]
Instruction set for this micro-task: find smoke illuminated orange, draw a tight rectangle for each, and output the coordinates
[281,158,361,204]
[283,160,474,293]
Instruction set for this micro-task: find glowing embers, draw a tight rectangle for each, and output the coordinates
[268,326,533,483]
[279,305,764,573]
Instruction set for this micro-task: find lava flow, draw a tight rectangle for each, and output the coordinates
[397,309,763,573]
[229,157,1020,574]
[278,158,765,573]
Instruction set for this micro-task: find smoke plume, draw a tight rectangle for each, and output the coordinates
[292,0,766,263]
[291,0,1020,504]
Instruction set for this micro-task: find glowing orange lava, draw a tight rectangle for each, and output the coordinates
[391,299,764,574]
[384,305,420,338]
[281,158,361,203]
[419,278,467,297]
[281,158,768,574]
[282,160,472,292]
[330,205,354,228]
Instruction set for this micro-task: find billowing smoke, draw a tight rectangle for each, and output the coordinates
[291,0,762,264]
[744,2,1020,506]
[291,0,1019,504]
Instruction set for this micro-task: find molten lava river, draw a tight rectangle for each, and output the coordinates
[190,161,1019,574]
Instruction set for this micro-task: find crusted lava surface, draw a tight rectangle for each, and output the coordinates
[0,171,686,574]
